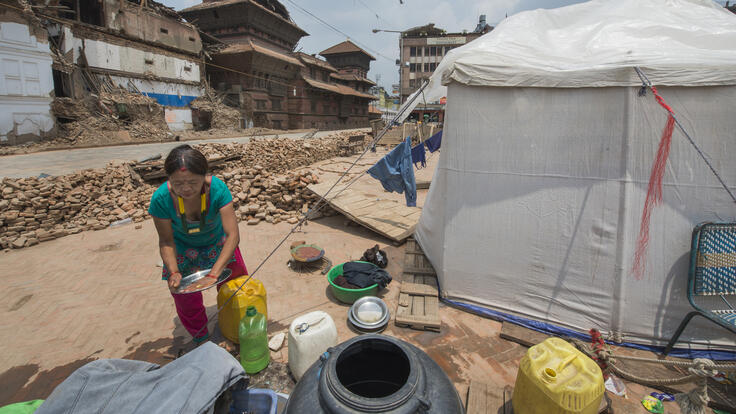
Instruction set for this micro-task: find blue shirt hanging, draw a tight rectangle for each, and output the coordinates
[425,130,442,153]
[411,142,426,169]
[367,137,417,207]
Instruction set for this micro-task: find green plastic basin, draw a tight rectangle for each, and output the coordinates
[326,261,380,304]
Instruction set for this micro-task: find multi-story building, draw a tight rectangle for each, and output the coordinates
[181,0,308,129]
[289,50,375,130]
[399,15,492,116]
[319,40,376,128]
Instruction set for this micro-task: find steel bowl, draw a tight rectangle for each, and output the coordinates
[174,268,232,295]
[349,296,390,328]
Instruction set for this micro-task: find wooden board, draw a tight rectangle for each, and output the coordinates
[466,382,512,414]
[499,322,550,348]
[307,182,421,242]
[395,238,442,332]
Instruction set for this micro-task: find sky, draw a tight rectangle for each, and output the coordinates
[161,0,731,90]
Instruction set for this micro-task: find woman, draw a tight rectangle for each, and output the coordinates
[148,145,247,343]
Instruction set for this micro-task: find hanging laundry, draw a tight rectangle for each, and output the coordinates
[367,137,417,207]
[425,130,442,153]
[411,142,426,168]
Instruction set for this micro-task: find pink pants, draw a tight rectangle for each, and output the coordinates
[171,247,248,341]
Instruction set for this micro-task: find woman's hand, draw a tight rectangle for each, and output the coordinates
[168,272,182,291]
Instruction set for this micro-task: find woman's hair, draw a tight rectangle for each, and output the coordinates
[164,145,208,176]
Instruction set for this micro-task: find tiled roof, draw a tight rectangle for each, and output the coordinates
[319,40,375,60]
[218,40,304,67]
[331,73,376,85]
[294,52,337,72]
[302,77,375,99]
[180,0,307,36]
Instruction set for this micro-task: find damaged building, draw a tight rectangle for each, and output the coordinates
[0,2,55,144]
[0,0,205,145]
[181,0,375,131]
[42,0,204,131]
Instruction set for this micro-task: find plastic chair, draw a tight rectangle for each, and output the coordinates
[664,222,736,355]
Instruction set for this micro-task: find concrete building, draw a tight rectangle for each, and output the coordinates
[0,3,55,144]
[399,15,492,109]
[36,0,204,131]
[180,0,307,129]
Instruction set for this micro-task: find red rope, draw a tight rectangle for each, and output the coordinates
[632,87,675,279]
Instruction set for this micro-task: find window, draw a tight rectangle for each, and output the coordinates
[188,36,195,42]
[322,72,328,82]
[409,47,417,57]
[409,79,415,88]
[424,47,429,56]
[272,120,282,129]
[430,46,437,56]
[144,58,154,65]
[309,67,315,78]
[423,63,429,72]
[271,99,282,111]
[311,101,317,113]
[255,100,266,110]
[429,63,436,72]
[160,28,169,34]
[409,63,416,72]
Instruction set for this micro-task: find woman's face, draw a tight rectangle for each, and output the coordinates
[169,169,205,200]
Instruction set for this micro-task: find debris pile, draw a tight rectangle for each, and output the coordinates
[190,91,241,131]
[0,136,349,249]
[51,89,171,146]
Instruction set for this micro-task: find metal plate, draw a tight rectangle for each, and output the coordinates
[290,244,325,263]
[173,268,232,295]
[350,296,390,326]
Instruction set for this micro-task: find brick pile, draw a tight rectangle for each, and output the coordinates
[0,136,351,250]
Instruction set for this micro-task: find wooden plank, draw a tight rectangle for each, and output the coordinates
[466,381,506,414]
[403,266,437,275]
[308,183,420,242]
[499,322,550,348]
[398,293,411,307]
[400,282,438,296]
[395,314,441,330]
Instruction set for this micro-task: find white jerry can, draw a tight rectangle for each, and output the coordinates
[287,311,338,381]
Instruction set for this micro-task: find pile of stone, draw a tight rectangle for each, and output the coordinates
[0,136,348,249]
[224,167,335,225]
[0,164,156,249]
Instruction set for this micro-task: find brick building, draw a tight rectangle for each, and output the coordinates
[180,0,307,129]
[288,51,375,130]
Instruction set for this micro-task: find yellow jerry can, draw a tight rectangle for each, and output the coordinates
[217,277,267,343]
[512,337,604,414]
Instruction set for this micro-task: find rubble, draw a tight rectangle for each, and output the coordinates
[0,136,349,250]
[190,89,241,130]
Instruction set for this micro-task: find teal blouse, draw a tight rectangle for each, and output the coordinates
[148,176,233,250]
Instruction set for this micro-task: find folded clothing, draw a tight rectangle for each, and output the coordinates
[342,261,392,290]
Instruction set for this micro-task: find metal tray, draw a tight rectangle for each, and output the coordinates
[173,268,232,295]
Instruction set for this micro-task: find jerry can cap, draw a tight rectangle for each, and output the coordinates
[246,306,257,316]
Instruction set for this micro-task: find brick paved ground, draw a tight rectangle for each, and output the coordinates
[0,152,684,412]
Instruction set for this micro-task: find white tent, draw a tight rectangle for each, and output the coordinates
[411,0,736,354]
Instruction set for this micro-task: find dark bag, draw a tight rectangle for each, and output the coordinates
[360,244,388,268]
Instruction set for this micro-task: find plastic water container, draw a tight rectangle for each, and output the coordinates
[288,311,337,381]
[239,306,269,374]
[513,337,604,414]
[230,388,278,414]
[218,277,267,343]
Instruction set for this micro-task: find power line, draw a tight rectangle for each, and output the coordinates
[283,0,394,62]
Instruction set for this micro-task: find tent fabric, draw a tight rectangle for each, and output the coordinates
[399,0,736,122]
[416,82,736,352]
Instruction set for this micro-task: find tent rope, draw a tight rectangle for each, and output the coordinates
[633,67,736,204]
[572,330,736,414]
